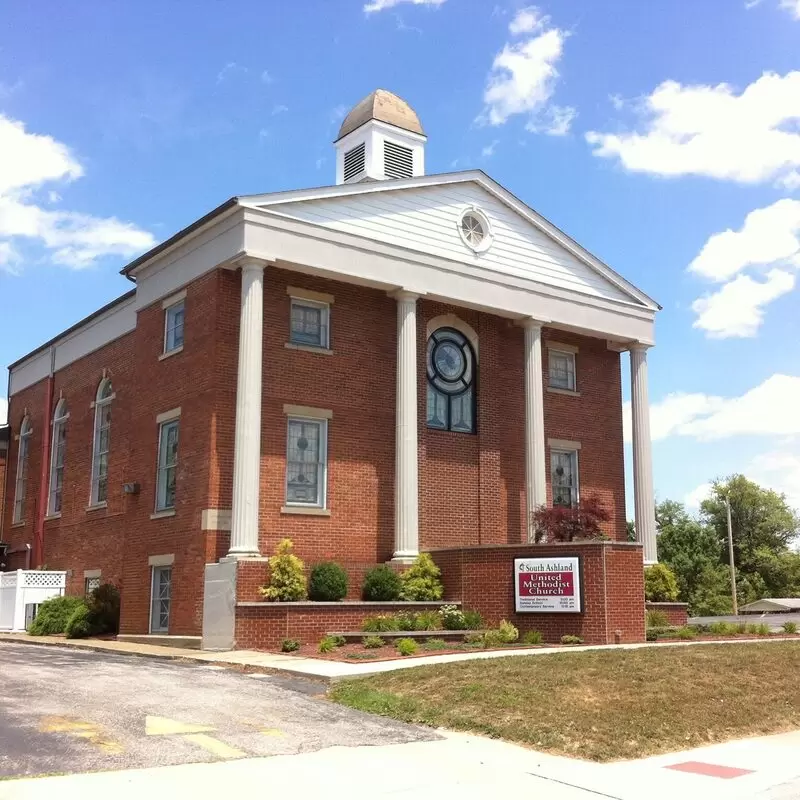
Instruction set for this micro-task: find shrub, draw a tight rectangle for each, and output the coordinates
[395,611,417,631]
[462,610,483,630]
[482,629,506,648]
[676,626,697,639]
[646,609,669,628]
[423,638,449,651]
[318,636,338,653]
[756,623,771,636]
[281,638,300,653]
[362,614,400,633]
[746,623,761,634]
[783,621,798,634]
[439,604,466,630]
[330,635,347,647]
[399,553,443,601]
[737,622,749,634]
[87,583,121,634]
[28,595,86,636]
[560,634,584,645]
[346,652,379,660]
[65,604,93,639]
[260,539,307,601]
[709,621,738,636]
[645,629,657,642]
[362,635,385,649]
[362,565,402,601]
[463,631,484,646]
[396,637,418,656]
[414,610,442,631]
[498,620,519,643]
[644,564,679,602]
[530,496,610,542]
[521,630,543,645]
[308,562,348,602]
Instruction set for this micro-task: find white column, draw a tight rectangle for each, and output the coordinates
[228,260,265,559]
[630,344,657,564]
[393,291,419,562]
[523,319,547,541]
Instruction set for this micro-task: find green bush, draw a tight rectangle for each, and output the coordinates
[362,614,400,632]
[463,631,484,646]
[260,539,307,601]
[756,623,771,636]
[395,611,417,631]
[308,562,348,601]
[676,626,697,639]
[783,621,798,634]
[709,621,738,636]
[399,554,444,601]
[462,610,483,630]
[746,623,761,634]
[362,635,385,649]
[498,620,519,643]
[737,622,749,634]
[346,652,379,660]
[423,638,449,651]
[521,630,543,645]
[644,564,680,602]
[439,604,466,630]
[646,609,669,628]
[560,634,584,645]
[65,604,93,639]
[28,595,86,636]
[331,635,347,647]
[362,565,402,601]
[87,583,121,634]
[396,637,418,656]
[318,636,338,653]
[482,629,505,648]
[645,629,658,642]
[414,610,442,631]
[281,638,300,652]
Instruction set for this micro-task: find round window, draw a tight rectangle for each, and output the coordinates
[457,207,492,253]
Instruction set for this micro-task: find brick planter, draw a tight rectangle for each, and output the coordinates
[234,601,457,651]
[646,602,689,627]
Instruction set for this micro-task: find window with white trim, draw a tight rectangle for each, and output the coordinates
[548,349,576,391]
[84,576,101,596]
[13,417,32,524]
[285,417,327,507]
[164,300,185,354]
[48,399,68,515]
[155,419,179,511]
[551,450,579,508]
[289,298,329,349]
[90,379,113,505]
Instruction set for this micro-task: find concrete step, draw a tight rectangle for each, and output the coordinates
[117,634,202,650]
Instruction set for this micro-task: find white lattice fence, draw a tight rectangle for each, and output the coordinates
[0,570,67,632]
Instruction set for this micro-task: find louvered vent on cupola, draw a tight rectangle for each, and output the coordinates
[343,143,366,182]
[383,140,413,179]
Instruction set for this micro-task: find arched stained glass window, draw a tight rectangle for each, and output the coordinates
[426,327,476,434]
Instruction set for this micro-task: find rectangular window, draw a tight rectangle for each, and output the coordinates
[164,300,185,354]
[548,349,576,391]
[13,426,31,524]
[150,566,172,633]
[84,576,101,596]
[285,417,327,507]
[155,419,179,511]
[551,450,579,508]
[290,298,329,349]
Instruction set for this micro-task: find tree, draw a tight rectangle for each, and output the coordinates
[645,563,679,602]
[531,496,611,542]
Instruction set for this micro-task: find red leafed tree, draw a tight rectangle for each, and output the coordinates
[530,496,611,543]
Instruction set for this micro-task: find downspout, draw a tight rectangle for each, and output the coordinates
[33,347,55,568]
[0,368,10,544]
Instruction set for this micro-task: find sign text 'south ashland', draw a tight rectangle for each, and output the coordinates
[514,556,582,613]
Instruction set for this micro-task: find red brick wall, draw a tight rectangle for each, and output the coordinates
[646,602,689,627]
[432,542,645,644]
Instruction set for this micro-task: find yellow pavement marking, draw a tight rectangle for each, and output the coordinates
[260,728,285,737]
[183,733,246,759]
[145,715,215,736]
[40,716,123,754]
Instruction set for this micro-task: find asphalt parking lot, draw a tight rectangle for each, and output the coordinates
[0,642,436,778]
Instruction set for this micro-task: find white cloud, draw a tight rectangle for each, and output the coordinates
[260,70,274,84]
[482,140,499,157]
[624,374,800,443]
[216,62,248,84]
[364,0,445,12]
[271,104,288,116]
[586,71,800,186]
[684,482,712,510]
[779,0,800,19]
[478,7,573,133]
[691,269,795,338]
[750,447,800,509]
[0,113,154,272]
[0,396,7,425]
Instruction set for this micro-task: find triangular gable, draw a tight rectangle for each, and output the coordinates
[241,172,658,309]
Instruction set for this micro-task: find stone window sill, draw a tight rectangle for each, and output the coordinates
[547,387,581,397]
[44,513,62,521]
[159,346,184,361]
[284,342,334,356]
[11,521,25,529]
[150,509,176,520]
[280,506,331,517]
[86,502,108,513]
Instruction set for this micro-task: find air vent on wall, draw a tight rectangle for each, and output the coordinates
[343,143,366,182]
[384,140,413,179]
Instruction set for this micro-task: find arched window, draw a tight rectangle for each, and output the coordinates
[48,399,68,515]
[91,379,113,505]
[426,327,476,433]
[12,416,32,524]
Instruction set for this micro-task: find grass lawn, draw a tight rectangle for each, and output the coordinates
[330,642,800,762]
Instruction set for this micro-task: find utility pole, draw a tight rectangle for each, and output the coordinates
[726,496,738,616]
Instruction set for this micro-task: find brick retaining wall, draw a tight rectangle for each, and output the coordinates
[645,601,689,627]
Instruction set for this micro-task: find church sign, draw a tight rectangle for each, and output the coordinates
[514,557,582,613]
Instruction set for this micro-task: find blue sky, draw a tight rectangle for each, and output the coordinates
[1,0,800,515]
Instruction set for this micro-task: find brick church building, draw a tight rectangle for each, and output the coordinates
[1,91,658,643]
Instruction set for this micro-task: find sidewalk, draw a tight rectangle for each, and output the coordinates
[3,630,800,681]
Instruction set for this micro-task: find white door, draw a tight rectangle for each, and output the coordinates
[150,566,172,633]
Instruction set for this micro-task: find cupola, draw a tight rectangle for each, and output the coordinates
[334,89,426,184]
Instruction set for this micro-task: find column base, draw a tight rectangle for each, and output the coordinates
[389,553,418,565]
[221,552,266,562]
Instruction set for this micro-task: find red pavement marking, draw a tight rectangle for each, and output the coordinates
[665,761,755,779]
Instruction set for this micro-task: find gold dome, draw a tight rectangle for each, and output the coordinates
[336,89,424,141]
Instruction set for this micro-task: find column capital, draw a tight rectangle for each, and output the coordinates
[237,257,268,274]
[628,341,652,353]
[390,289,420,303]
[518,316,549,330]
